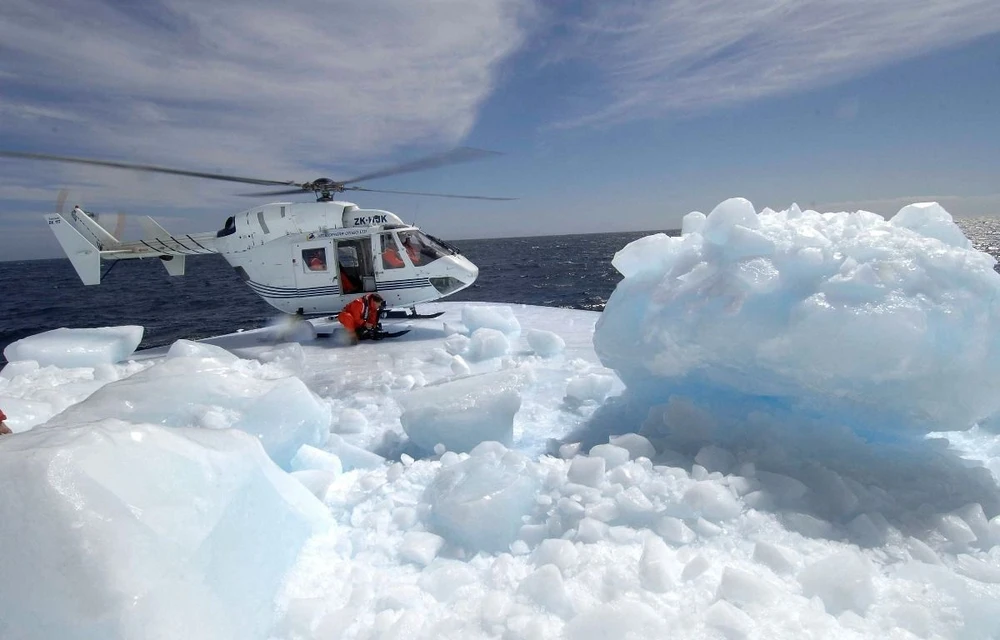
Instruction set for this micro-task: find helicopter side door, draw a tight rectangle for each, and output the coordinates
[334,238,376,294]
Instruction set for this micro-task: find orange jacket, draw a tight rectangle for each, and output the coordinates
[383,247,404,268]
[339,294,382,330]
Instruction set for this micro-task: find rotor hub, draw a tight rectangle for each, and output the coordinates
[303,178,344,201]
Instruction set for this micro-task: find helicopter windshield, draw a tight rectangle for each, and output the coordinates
[397,230,452,267]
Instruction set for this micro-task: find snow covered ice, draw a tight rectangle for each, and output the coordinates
[2,198,1000,639]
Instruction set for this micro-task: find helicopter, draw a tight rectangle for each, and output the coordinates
[0,148,513,318]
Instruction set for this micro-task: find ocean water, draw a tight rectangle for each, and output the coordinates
[3,220,999,364]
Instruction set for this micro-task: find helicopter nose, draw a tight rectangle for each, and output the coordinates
[462,259,479,285]
[429,255,479,296]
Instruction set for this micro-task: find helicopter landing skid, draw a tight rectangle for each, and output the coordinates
[382,308,445,320]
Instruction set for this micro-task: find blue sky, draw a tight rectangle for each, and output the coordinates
[1,0,999,260]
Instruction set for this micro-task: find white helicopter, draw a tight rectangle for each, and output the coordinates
[1,148,513,319]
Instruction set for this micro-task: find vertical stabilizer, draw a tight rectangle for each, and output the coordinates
[45,214,102,285]
[141,216,186,277]
[67,206,119,250]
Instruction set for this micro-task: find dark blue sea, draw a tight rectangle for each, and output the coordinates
[0,231,660,363]
[4,220,1000,365]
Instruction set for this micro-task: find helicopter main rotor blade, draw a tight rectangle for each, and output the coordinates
[345,186,516,201]
[338,147,501,186]
[0,150,301,188]
[237,188,309,197]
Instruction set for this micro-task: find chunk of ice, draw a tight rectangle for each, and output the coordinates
[327,433,385,471]
[890,201,971,249]
[517,565,574,618]
[565,373,614,403]
[466,328,510,361]
[588,443,630,469]
[705,600,753,640]
[683,481,742,522]
[0,421,329,640]
[461,305,521,336]
[399,370,524,453]
[639,535,674,592]
[526,328,566,357]
[45,349,329,470]
[4,326,143,368]
[799,551,875,615]
[753,541,795,574]
[443,333,470,356]
[399,531,445,567]
[595,198,1000,434]
[290,444,342,475]
[334,408,367,434]
[608,433,656,460]
[531,538,579,572]
[424,446,538,553]
[717,566,777,606]
[567,456,606,488]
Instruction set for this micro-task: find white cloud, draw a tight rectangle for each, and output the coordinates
[0,0,533,199]
[548,0,1000,127]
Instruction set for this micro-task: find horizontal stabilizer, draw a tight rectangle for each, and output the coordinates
[142,217,186,277]
[45,214,102,285]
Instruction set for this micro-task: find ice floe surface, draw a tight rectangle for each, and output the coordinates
[1,200,1000,639]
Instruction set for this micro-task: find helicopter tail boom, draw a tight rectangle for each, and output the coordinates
[45,209,220,285]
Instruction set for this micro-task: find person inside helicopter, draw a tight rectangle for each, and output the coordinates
[398,230,451,266]
[303,248,327,271]
[400,234,426,266]
[381,233,405,269]
[340,270,359,293]
[337,246,363,292]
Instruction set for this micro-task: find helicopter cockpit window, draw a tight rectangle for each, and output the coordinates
[380,233,405,270]
[302,248,327,272]
[398,230,448,267]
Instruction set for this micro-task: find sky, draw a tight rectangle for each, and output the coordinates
[1,0,999,260]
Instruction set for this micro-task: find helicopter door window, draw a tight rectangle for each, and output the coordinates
[380,233,405,270]
[302,248,327,272]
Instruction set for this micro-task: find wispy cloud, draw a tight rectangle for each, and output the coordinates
[547,0,1000,127]
[0,0,533,200]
